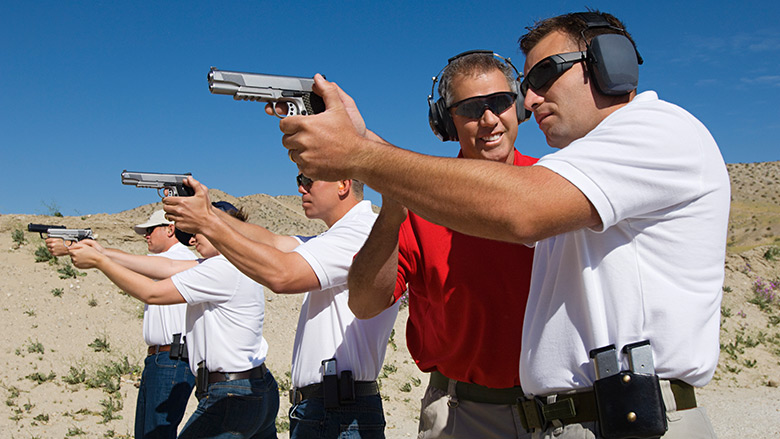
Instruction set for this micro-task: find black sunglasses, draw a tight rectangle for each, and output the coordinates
[520,51,587,97]
[449,91,518,119]
[145,225,163,235]
[296,174,314,188]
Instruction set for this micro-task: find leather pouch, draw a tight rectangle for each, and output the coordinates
[593,371,667,439]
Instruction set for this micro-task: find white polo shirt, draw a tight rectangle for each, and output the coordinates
[520,91,730,396]
[143,242,197,346]
[290,200,399,388]
[172,255,269,373]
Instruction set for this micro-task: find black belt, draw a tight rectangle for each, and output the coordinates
[517,379,697,431]
[208,363,268,384]
[429,371,525,405]
[289,380,379,405]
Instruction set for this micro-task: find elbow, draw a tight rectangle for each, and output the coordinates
[495,208,553,244]
[348,295,384,320]
[264,273,306,295]
[347,282,394,320]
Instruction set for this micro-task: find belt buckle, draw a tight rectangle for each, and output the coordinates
[518,396,548,431]
[520,395,575,432]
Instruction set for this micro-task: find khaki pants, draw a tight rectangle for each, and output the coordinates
[417,380,531,439]
[529,380,717,439]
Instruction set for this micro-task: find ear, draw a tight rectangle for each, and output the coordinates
[166,224,176,238]
[338,179,351,198]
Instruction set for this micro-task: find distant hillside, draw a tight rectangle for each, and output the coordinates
[727,161,780,252]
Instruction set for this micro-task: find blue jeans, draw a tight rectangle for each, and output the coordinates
[135,351,195,439]
[289,394,386,439]
[178,369,279,439]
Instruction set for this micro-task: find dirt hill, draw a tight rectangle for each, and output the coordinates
[1,162,779,438]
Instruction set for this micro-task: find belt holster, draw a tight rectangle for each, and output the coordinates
[169,333,188,362]
[321,358,356,409]
[195,361,209,400]
[594,372,666,438]
[590,341,667,439]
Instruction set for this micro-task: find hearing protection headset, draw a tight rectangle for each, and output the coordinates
[428,50,531,142]
[573,12,643,95]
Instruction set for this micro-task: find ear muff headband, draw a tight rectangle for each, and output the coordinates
[428,50,531,142]
[573,12,642,95]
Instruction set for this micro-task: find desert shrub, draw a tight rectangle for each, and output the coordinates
[34,245,55,263]
[11,229,26,247]
[58,261,86,279]
[764,246,780,262]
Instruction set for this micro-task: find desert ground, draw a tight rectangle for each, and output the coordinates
[1,161,779,438]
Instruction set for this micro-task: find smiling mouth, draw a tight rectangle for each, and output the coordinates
[480,133,502,142]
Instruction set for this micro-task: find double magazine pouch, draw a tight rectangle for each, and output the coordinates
[322,358,356,409]
[195,361,208,400]
[590,341,667,439]
[169,333,188,362]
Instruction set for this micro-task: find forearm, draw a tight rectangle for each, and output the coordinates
[349,142,595,243]
[348,207,405,319]
[213,208,298,251]
[103,248,197,279]
[201,215,318,294]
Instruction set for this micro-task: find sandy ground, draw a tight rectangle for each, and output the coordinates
[1,195,779,437]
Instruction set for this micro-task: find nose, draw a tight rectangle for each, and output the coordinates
[523,89,543,113]
[479,107,502,125]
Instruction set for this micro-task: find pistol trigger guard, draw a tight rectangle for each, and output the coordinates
[271,102,285,119]
[158,188,175,198]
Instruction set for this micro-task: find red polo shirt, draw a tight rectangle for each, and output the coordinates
[394,149,537,389]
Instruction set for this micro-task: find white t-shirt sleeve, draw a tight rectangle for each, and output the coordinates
[536,92,713,231]
[171,256,237,305]
[293,208,375,290]
[293,231,357,290]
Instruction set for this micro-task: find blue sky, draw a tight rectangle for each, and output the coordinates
[2,1,778,215]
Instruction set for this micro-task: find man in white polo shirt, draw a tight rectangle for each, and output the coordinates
[46,209,197,439]
[163,174,398,439]
[68,202,278,438]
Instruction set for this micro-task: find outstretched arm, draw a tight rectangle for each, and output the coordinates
[77,240,198,279]
[280,75,600,244]
[348,196,407,319]
[163,178,319,294]
[68,242,185,305]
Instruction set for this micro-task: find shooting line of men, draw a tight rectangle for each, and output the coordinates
[36,10,728,439]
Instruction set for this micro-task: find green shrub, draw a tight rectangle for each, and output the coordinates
[764,246,780,261]
[58,261,86,279]
[11,229,26,247]
[34,245,55,263]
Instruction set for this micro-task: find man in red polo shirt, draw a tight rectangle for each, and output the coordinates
[348,51,536,438]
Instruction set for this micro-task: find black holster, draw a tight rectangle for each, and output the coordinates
[169,333,188,362]
[195,361,209,400]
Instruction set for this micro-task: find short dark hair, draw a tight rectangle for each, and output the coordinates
[438,52,518,107]
[350,180,364,201]
[519,10,639,62]
[212,200,248,222]
[227,207,249,222]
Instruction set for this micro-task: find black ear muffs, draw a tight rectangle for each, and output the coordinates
[428,94,459,141]
[428,50,530,142]
[574,12,642,95]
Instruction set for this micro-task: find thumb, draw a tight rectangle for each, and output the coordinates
[185,176,210,197]
[311,74,345,113]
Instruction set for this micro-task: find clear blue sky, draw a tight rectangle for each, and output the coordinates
[2,1,778,215]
